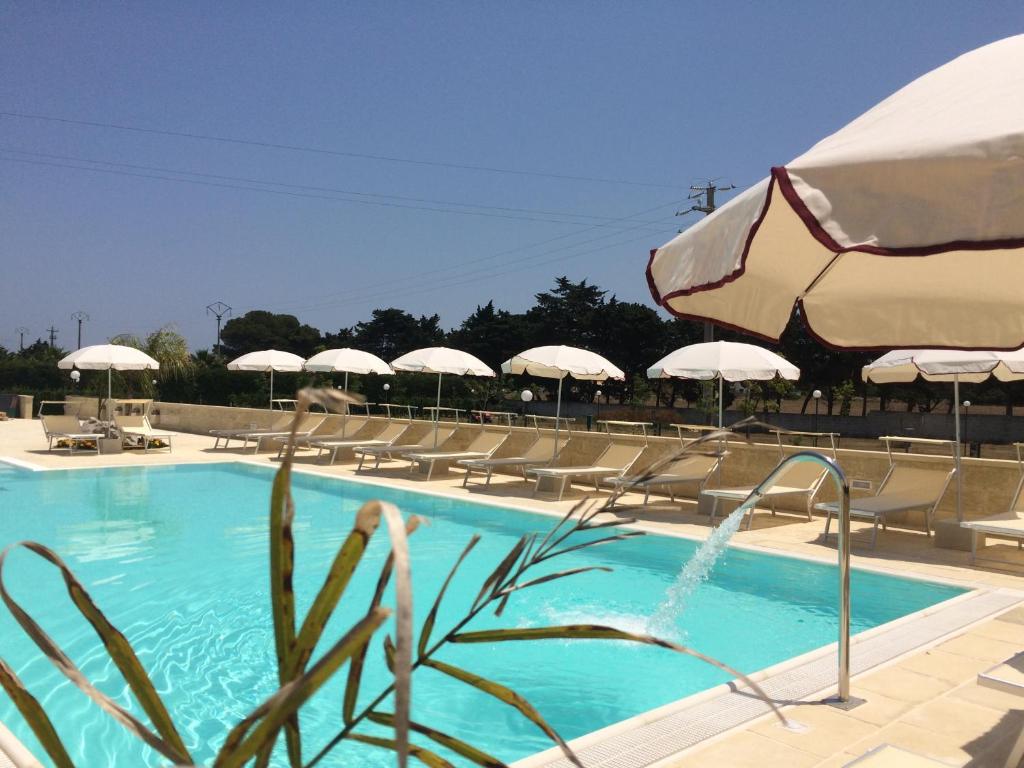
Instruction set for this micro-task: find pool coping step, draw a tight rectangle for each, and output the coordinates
[513,587,1024,768]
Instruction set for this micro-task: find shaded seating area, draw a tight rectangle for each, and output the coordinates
[703,429,836,528]
[114,414,173,453]
[459,417,571,487]
[404,412,513,480]
[817,436,956,548]
[962,441,1024,563]
[609,452,724,508]
[40,413,99,454]
[236,414,327,454]
[355,425,457,471]
[529,421,648,501]
[210,413,292,449]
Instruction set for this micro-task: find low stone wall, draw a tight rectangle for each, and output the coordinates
[151,402,1021,523]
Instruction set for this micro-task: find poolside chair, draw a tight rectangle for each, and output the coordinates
[210,413,293,449]
[962,442,1024,563]
[817,462,956,548]
[355,426,456,472]
[312,421,410,465]
[608,452,724,508]
[705,459,830,528]
[236,414,327,454]
[528,440,646,501]
[404,428,509,480]
[273,416,371,457]
[40,414,99,454]
[114,414,173,453]
[458,433,570,487]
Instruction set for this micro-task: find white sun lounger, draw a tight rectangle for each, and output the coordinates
[114,414,173,453]
[962,442,1024,563]
[529,441,646,501]
[458,433,570,487]
[236,414,327,454]
[817,462,956,548]
[210,414,293,449]
[355,426,457,471]
[977,651,1024,767]
[608,452,724,508]
[312,421,411,465]
[404,429,509,480]
[705,460,829,527]
[273,416,371,457]
[40,414,99,454]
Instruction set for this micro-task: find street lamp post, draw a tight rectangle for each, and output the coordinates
[520,389,533,426]
[812,389,823,446]
[962,400,971,457]
[595,389,602,428]
[383,382,391,404]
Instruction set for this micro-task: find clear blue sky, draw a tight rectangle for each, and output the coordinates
[2,2,1022,351]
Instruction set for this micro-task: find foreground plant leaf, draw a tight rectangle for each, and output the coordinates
[369,711,504,768]
[451,624,787,726]
[215,606,390,768]
[423,658,582,768]
[419,534,480,656]
[347,733,454,768]
[0,658,73,768]
[0,542,192,765]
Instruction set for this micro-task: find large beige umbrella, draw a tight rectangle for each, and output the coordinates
[391,347,495,447]
[304,348,393,436]
[646,35,1024,350]
[648,341,799,427]
[864,349,1024,521]
[58,344,160,414]
[502,345,624,459]
[227,350,305,409]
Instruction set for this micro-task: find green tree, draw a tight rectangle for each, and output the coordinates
[220,311,322,358]
[352,308,443,361]
[445,301,528,372]
[524,277,607,349]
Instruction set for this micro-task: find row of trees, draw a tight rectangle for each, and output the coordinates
[2,277,1022,414]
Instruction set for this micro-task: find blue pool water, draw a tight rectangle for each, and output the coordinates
[0,462,964,766]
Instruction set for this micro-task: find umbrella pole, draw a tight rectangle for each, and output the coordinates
[954,374,963,522]
[269,369,274,410]
[718,374,724,428]
[434,372,442,448]
[343,372,349,437]
[107,368,112,422]
[554,376,563,461]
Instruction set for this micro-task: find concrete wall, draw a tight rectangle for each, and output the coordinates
[151,402,1022,523]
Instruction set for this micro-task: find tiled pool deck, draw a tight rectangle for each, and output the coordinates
[2,418,1024,767]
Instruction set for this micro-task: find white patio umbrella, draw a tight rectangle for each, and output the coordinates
[647,341,800,427]
[863,349,1024,521]
[390,347,495,447]
[58,344,160,415]
[646,35,1024,350]
[502,345,624,459]
[304,348,393,435]
[227,350,305,409]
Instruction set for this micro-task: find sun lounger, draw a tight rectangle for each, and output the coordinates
[459,433,570,487]
[312,421,410,465]
[273,416,371,457]
[608,453,724,508]
[114,414,173,453]
[210,413,293,449]
[40,414,99,454]
[843,744,948,767]
[355,426,456,471]
[705,460,828,528]
[529,441,646,500]
[817,463,956,548]
[962,442,1024,563]
[404,429,509,480]
[235,414,327,454]
[977,651,1024,767]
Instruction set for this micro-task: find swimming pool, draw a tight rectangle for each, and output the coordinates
[0,462,964,766]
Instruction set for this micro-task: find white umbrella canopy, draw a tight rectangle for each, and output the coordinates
[864,348,1024,521]
[646,35,1024,350]
[304,348,393,435]
[648,341,800,427]
[58,344,160,409]
[502,345,625,459]
[227,350,306,409]
[391,347,495,447]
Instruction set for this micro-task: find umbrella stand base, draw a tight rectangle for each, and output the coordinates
[411,459,452,480]
[98,437,123,455]
[933,518,972,551]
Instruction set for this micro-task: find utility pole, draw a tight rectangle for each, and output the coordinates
[70,310,90,349]
[676,181,735,343]
[206,301,232,356]
[47,326,58,348]
[15,327,28,351]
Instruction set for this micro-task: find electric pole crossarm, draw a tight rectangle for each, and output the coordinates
[206,301,232,356]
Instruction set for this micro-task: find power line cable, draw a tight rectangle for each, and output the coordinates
[0,111,687,190]
[0,147,671,226]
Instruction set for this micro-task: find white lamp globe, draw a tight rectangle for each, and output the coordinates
[962,400,971,408]
[520,389,534,403]
[812,389,822,399]
[70,370,81,383]
[383,383,391,391]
